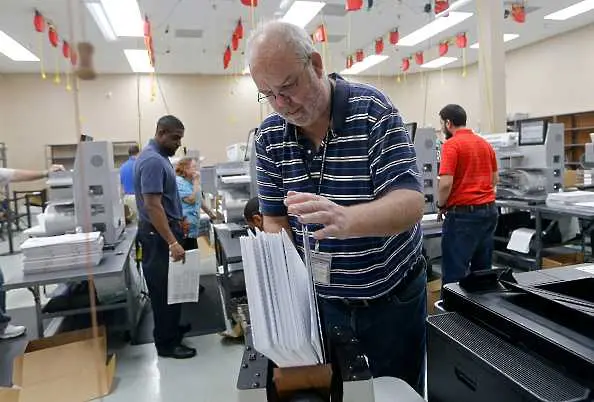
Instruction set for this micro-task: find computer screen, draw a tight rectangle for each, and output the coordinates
[518,119,547,146]
[405,122,418,142]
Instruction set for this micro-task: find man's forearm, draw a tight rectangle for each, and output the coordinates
[438,185,452,207]
[146,204,177,245]
[346,189,424,237]
[11,169,48,182]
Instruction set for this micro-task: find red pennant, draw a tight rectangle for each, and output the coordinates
[144,16,151,37]
[34,10,45,33]
[62,41,70,59]
[240,0,258,6]
[355,49,364,62]
[346,55,354,69]
[313,25,327,43]
[375,38,384,55]
[70,49,77,66]
[401,58,410,72]
[456,32,467,48]
[511,4,526,23]
[48,25,58,47]
[389,29,399,45]
[235,19,244,39]
[231,33,239,51]
[435,0,449,14]
[346,0,363,11]
[223,46,231,69]
[439,42,449,57]
[414,52,424,65]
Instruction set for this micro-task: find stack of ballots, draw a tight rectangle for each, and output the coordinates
[240,229,324,368]
[20,232,104,274]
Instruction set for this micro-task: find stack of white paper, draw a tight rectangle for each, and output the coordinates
[240,229,324,368]
[20,232,104,274]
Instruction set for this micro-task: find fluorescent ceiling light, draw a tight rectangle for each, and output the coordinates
[340,55,389,75]
[0,30,39,61]
[421,56,458,69]
[282,1,326,28]
[470,33,520,49]
[124,49,154,73]
[398,12,473,47]
[100,0,144,37]
[544,0,594,20]
[86,2,117,41]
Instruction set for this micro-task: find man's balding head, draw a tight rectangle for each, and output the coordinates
[247,21,316,67]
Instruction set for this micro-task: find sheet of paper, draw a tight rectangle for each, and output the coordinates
[167,249,201,304]
[507,228,535,254]
[575,265,594,275]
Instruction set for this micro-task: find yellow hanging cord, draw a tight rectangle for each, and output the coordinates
[39,34,46,79]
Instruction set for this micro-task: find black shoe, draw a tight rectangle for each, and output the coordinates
[158,344,197,359]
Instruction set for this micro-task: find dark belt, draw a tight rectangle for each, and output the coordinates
[336,258,425,308]
[447,202,495,213]
[138,219,182,232]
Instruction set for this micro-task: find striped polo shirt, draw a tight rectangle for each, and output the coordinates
[254,73,423,299]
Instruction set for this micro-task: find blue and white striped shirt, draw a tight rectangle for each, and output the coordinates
[255,74,423,299]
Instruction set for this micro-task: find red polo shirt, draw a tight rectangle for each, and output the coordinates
[439,128,497,207]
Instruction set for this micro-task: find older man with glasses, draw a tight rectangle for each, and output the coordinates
[247,21,427,394]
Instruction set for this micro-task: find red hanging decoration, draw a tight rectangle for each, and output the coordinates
[434,0,449,15]
[313,25,327,43]
[235,19,244,39]
[414,51,424,65]
[34,10,45,33]
[375,38,384,55]
[223,46,232,69]
[439,42,449,57]
[231,33,239,51]
[455,32,467,48]
[346,55,354,69]
[511,3,526,23]
[48,25,58,47]
[355,49,364,62]
[240,0,258,6]
[62,41,71,59]
[70,49,78,66]
[144,16,155,67]
[346,0,363,11]
[401,58,410,72]
[389,29,399,45]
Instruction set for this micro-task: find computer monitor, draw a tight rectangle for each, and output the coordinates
[518,119,547,146]
[405,122,418,142]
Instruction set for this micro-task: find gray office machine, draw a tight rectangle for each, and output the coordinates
[482,121,564,200]
[47,170,74,202]
[73,140,125,246]
[413,128,439,214]
[216,161,252,223]
[584,142,594,168]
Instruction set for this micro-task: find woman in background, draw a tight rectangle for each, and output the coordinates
[175,157,202,250]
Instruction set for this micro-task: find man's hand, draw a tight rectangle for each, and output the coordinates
[437,210,445,222]
[170,242,185,263]
[50,164,65,173]
[285,191,351,240]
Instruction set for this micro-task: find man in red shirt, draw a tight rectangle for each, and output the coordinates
[437,104,499,285]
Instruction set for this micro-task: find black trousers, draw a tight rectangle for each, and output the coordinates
[138,221,183,351]
[181,237,198,251]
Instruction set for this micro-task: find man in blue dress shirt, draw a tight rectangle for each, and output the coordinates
[120,144,139,222]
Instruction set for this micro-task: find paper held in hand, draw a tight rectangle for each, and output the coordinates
[168,249,201,304]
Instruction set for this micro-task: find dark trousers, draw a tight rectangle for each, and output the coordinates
[318,258,427,395]
[138,222,183,351]
[441,205,499,285]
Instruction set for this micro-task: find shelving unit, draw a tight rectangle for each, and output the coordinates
[46,141,138,169]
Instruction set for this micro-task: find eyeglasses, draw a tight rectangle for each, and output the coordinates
[257,59,310,104]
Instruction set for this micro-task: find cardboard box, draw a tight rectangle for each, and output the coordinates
[427,277,442,315]
[0,327,116,402]
[542,250,584,269]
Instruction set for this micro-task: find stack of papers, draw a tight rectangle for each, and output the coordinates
[20,232,104,274]
[240,229,324,368]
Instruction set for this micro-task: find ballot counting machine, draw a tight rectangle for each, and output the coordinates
[412,126,440,214]
[237,326,375,402]
[482,120,565,201]
[31,141,125,246]
[428,265,594,402]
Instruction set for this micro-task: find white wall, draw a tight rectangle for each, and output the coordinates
[0,22,593,173]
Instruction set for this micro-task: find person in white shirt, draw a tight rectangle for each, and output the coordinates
[0,164,64,339]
